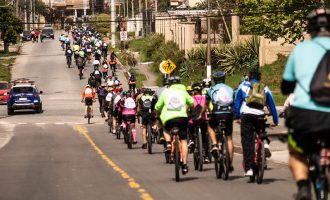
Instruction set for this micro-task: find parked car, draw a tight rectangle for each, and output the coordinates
[0,81,10,105]
[41,28,54,40]
[7,78,43,115]
[21,30,32,41]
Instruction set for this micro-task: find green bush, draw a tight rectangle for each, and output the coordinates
[92,14,111,35]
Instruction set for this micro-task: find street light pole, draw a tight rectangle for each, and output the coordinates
[111,0,116,47]
[206,0,211,79]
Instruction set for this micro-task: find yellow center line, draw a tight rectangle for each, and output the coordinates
[74,125,153,200]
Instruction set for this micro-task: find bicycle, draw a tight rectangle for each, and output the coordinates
[248,117,269,184]
[192,120,204,171]
[107,110,113,133]
[214,119,230,180]
[66,56,72,68]
[123,118,134,149]
[164,126,183,182]
[78,66,83,80]
[145,112,156,154]
[83,99,95,124]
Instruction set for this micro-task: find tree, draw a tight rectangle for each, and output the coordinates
[35,0,49,16]
[92,13,111,35]
[0,3,23,53]
[237,0,325,44]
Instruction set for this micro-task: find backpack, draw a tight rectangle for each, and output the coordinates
[191,96,204,120]
[94,70,101,79]
[210,86,233,112]
[124,97,136,109]
[306,41,330,106]
[141,95,153,110]
[98,88,106,97]
[130,75,136,82]
[245,82,266,109]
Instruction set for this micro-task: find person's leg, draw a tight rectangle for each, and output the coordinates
[226,116,234,166]
[240,114,255,173]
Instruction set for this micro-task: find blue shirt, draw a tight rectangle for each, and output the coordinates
[234,80,278,125]
[283,37,330,113]
[206,83,234,114]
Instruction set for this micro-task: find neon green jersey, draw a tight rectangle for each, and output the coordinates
[155,84,194,124]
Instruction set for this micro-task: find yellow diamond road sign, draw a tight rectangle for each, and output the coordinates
[160,59,177,74]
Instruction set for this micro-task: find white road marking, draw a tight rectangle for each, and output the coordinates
[55,123,65,125]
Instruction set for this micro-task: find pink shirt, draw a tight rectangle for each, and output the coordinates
[189,95,207,124]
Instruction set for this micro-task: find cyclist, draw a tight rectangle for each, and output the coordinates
[138,88,155,149]
[59,33,65,49]
[202,78,211,95]
[81,84,96,118]
[109,57,117,76]
[234,68,278,177]
[188,82,210,163]
[206,72,234,170]
[64,35,71,49]
[120,91,138,144]
[76,53,85,76]
[92,62,102,87]
[114,76,121,85]
[65,46,73,65]
[101,41,108,58]
[282,8,330,200]
[101,60,109,80]
[88,73,97,88]
[104,87,114,122]
[111,88,123,134]
[155,76,194,175]
[97,83,107,117]
[94,47,102,61]
[128,74,136,93]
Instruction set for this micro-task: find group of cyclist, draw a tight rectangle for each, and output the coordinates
[70,7,330,199]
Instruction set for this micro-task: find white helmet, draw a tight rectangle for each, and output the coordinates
[92,60,100,66]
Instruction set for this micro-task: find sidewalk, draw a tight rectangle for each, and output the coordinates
[131,52,158,87]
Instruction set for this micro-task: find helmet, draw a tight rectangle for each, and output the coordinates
[307,8,330,35]
[169,76,180,84]
[186,85,193,91]
[144,88,152,95]
[162,78,170,86]
[213,71,226,84]
[126,91,131,97]
[122,91,127,96]
[202,78,211,87]
[191,82,202,91]
[92,60,100,66]
[101,83,107,87]
[86,84,91,88]
[249,67,261,81]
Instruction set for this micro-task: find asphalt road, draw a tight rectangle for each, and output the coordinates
[0,32,296,200]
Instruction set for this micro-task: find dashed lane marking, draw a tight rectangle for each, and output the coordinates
[74,125,153,200]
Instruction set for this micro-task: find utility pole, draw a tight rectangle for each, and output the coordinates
[145,0,148,35]
[24,0,28,30]
[91,0,94,16]
[111,0,116,47]
[206,0,211,79]
[126,0,129,18]
[32,0,35,29]
[131,0,134,18]
[155,0,157,12]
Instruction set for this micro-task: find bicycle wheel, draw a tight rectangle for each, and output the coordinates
[193,134,199,170]
[116,125,121,139]
[221,136,230,180]
[87,106,91,124]
[108,116,112,133]
[256,140,266,184]
[312,175,329,200]
[174,136,180,182]
[147,124,153,154]
[127,126,133,149]
[197,127,203,171]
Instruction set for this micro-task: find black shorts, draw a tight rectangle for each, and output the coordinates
[141,112,155,126]
[164,117,188,140]
[85,97,93,106]
[104,101,110,112]
[122,114,136,123]
[286,106,330,155]
[208,113,233,136]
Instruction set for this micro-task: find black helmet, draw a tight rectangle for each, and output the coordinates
[249,68,261,81]
[144,88,152,95]
[169,76,180,85]
[191,82,202,91]
[163,78,169,86]
[307,8,330,35]
[126,91,131,97]
[213,71,226,84]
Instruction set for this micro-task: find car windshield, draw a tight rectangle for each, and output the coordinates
[13,87,34,93]
[0,83,8,90]
[42,29,53,34]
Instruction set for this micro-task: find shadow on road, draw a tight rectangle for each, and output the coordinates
[172,177,199,182]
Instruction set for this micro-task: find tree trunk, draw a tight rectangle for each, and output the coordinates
[4,42,9,54]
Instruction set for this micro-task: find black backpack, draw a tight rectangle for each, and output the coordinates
[305,41,330,106]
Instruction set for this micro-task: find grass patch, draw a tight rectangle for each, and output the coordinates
[0,57,14,81]
[129,68,146,88]
[0,51,19,58]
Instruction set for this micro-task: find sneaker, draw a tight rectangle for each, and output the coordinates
[182,164,189,175]
[245,169,253,177]
[188,140,194,148]
[295,186,311,200]
[141,143,147,149]
[84,115,87,118]
[164,143,171,153]
[133,141,137,144]
[229,165,234,173]
[204,157,210,164]
[210,145,219,157]
[159,137,165,144]
[264,145,272,158]
[112,129,116,134]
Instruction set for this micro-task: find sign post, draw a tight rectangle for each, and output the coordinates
[120,31,127,52]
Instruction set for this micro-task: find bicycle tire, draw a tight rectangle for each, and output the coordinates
[214,155,221,179]
[197,127,203,171]
[127,126,133,149]
[222,136,230,180]
[257,141,265,184]
[175,136,180,182]
[313,176,329,200]
[147,124,153,154]
[87,106,91,124]
[108,117,112,133]
[165,151,170,163]
[116,126,121,139]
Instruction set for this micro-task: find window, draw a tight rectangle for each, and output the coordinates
[13,87,34,93]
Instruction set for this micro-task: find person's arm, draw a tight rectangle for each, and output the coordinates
[155,92,165,113]
[234,87,244,119]
[281,50,296,95]
[265,87,279,125]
